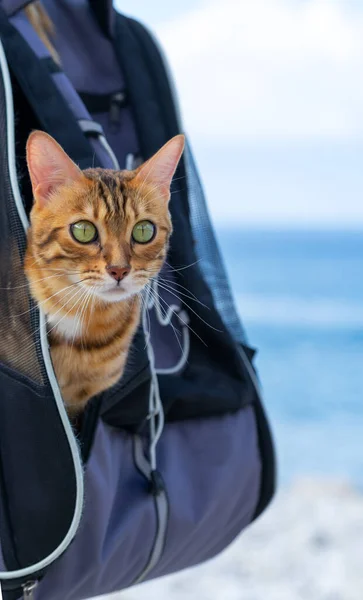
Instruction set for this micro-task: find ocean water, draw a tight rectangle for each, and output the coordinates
[216,229,363,487]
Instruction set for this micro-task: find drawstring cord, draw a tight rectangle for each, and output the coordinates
[142,283,165,472]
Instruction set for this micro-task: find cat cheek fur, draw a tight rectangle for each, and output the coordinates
[24,131,184,414]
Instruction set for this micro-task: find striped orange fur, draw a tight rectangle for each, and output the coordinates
[25,131,184,414]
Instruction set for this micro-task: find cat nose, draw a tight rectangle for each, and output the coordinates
[106,264,131,282]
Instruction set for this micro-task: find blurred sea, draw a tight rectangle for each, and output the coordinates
[216,229,363,488]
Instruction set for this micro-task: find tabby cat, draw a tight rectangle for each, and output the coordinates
[25,131,184,414]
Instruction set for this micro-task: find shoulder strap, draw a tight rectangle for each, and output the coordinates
[0,6,100,169]
[113,15,181,158]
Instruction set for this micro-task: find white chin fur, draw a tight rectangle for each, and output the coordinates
[47,313,83,341]
[47,281,144,340]
[92,281,145,303]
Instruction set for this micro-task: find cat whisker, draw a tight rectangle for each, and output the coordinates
[32,268,84,275]
[148,286,183,346]
[137,188,179,213]
[13,280,84,317]
[157,275,202,298]
[79,286,96,349]
[155,280,221,334]
[0,272,73,290]
[139,180,173,204]
[69,289,88,352]
[45,286,91,341]
[85,285,97,339]
[149,284,204,351]
[14,284,86,359]
[164,259,202,274]
[171,175,187,183]
[140,291,151,351]
[67,285,94,359]
[156,276,210,310]
[138,267,205,309]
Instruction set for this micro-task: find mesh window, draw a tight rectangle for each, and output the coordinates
[0,65,46,384]
[185,142,247,345]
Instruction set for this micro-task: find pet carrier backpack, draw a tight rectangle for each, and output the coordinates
[0,2,276,599]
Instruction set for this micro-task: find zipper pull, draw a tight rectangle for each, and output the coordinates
[109,92,126,132]
[22,581,38,600]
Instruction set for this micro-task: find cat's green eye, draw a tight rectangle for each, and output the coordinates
[132,220,156,244]
[71,221,98,244]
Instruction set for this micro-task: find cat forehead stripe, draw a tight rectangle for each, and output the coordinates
[88,171,128,217]
[96,180,114,215]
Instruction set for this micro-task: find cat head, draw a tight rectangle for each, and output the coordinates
[25,131,184,304]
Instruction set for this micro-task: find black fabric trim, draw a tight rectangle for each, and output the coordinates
[0,363,77,570]
[113,15,178,161]
[78,90,127,114]
[2,589,22,600]
[88,0,113,39]
[125,19,182,147]
[252,389,277,519]
[238,347,276,520]
[40,56,61,74]
[100,325,151,431]
[79,394,103,463]
[0,441,21,570]
[0,8,100,170]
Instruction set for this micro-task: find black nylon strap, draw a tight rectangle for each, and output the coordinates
[113,14,175,162]
[0,7,100,169]
[78,90,127,114]
[40,55,61,74]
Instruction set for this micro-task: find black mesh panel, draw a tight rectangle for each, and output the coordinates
[185,143,247,345]
[0,72,46,384]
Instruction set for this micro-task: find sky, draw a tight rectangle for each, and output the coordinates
[115,0,363,228]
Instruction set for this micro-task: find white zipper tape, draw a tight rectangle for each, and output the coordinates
[0,36,84,581]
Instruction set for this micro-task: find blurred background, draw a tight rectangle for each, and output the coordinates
[115,1,363,598]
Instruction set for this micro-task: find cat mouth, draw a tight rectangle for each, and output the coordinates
[91,282,137,303]
[107,286,126,294]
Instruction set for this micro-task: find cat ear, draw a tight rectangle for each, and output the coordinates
[134,134,185,202]
[26,131,84,208]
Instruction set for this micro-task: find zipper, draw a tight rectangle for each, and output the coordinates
[22,581,38,600]
[131,436,168,585]
[0,576,41,599]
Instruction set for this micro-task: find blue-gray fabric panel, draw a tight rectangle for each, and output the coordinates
[35,407,260,600]
[35,423,157,600]
[148,405,261,579]
[43,0,121,95]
